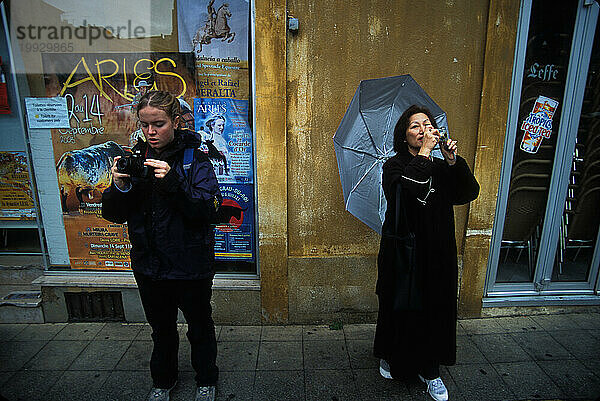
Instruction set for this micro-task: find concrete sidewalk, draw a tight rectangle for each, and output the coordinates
[0,312,599,401]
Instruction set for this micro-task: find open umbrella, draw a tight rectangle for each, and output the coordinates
[333,74,448,234]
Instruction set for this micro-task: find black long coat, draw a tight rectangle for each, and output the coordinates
[373,147,479,376]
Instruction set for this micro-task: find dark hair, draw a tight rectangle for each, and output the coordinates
[136,90,181,122]
[393,105,438,152]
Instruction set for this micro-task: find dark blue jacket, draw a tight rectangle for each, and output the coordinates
[101,129,222,280]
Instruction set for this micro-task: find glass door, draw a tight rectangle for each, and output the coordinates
[542,16,600,293]
[485,0,600,300]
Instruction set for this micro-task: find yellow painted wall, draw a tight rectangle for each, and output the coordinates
[284,0,491,322]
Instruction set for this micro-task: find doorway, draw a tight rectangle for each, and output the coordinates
[485,0,600,304]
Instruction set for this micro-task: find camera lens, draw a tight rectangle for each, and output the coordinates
[116,157,129,173]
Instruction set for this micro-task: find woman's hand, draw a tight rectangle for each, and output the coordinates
[440,138,458,166]
[418,127,441,158]
[144,159,171,179]
[111,156,131,190]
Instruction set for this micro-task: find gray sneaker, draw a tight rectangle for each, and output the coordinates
[147,382,176,401]
[194,386,216,401]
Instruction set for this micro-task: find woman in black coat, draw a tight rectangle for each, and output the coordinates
[373,105,479,401]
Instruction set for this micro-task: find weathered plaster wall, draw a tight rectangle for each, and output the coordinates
[255,0,289,323]
[460,0,521,317]
[285,0,491,322]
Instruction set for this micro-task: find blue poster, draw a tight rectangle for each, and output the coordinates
[214,184,254,261]
[194,98,253,184]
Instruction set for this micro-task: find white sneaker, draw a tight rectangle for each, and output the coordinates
[195,385,216,401]
[418,375,449,401]
[379,359,393,379]
[147,382,176,401]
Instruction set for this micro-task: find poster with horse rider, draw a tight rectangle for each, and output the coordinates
[178,0,255,265]
[177,0,250,103]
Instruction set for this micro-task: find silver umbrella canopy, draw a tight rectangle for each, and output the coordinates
[333,75,448,234]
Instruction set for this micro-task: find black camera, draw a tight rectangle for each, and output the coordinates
[116,151,150,178]
[437,127,450,151]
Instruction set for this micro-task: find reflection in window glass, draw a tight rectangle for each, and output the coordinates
[496,0,577,283]
[551,21,600,282]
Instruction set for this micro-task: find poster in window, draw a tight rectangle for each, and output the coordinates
[214,183,254,261]
[194,98,253,184]
[0,151,36,220]
[177,0,250,102]
[42,52,197,270]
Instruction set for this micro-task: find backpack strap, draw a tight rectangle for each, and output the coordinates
[183,147,194,177]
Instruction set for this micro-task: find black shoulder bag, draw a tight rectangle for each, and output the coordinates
[392,183,423,311]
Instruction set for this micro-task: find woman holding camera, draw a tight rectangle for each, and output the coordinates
[374,105,479,401]
[102,91,221,401]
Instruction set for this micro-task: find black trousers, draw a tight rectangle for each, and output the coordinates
[135,272,219,388]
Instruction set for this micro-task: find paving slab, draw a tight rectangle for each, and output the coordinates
[23,340,88,370]
[548,329,600,360]
[94,322,142,340]
[439,365,466,401]
[257,340,303,370]
[217,341,258,371]
[53,323,105,340]
[305,369,360,400]
[343,323,376,341]
[303,340,350,370]
[0,370,63,401]
[510,331,573,361]
[347,339,379,369]
[353,368,415,400]
[580,358,600,378]
[254,370,304,401]
[470,333,532,363]
[538,359,600,399]
[492,361,564,400]
[0,371,13,386]
[459,318,510,335]
[455,335,488,364]
[567,312,600,330]
[303,324,345,340]
[14,323,65,341]
[100,370,148,401]
[219,325,261,342]
[447,363,515,401]
[115,340,151,370]
[46,370,111,401]
[69,339,132,370]
[215,370,255,401]
[530,313,581,331]
[178,340,194,372]
[0,323,28,340]
[261,325,303,342]
[0,340,46,371]
[493,315,544,333]
[134,323,152,341]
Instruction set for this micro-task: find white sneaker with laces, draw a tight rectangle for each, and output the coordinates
[418,375,449,401]
[147,382,176,401]
[379,359,393,379]
[195,385,216,401]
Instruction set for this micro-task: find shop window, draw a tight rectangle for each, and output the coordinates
[9,0,257,275]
